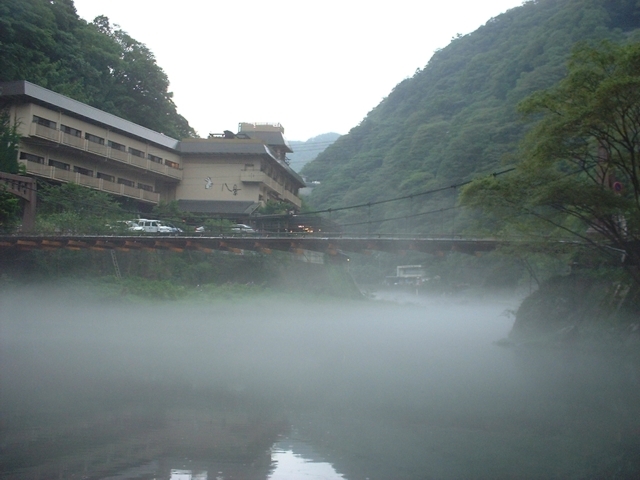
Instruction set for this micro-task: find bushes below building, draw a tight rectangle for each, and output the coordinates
[0,248,359,300]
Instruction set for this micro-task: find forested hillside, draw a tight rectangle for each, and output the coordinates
[302,0,640,234]
[0,0,194,139]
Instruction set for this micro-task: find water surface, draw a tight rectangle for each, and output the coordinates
[1,287,639,479]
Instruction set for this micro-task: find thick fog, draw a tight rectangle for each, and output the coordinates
[2,286,639,479]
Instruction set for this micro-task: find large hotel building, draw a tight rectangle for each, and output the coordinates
[0,81,305,217]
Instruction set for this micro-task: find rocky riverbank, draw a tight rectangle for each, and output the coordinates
[507,272,640,351]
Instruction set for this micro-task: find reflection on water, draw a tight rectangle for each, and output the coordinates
[161,442,345,480]
[1,287,640,479]
[170,470,207,480]
[268,440,344,479]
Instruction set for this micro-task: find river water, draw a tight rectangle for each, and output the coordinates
[1,287,639,479]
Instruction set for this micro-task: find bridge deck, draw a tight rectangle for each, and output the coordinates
[0,234,502,256]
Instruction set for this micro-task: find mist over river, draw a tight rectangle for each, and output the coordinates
[1,286,640,479]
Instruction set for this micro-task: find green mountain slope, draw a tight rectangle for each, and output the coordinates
[302,0,640,234]
[0,0,195,139]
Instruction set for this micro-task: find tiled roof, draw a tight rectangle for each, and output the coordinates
[0,81,180,149]
[178,139,271,156]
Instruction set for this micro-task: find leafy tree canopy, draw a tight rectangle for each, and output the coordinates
[0,108,23,230]
[36,182,126,234]
[257,200,293,215]
[0,0,195,138]
[461,40,640,278]
[0,109,20,174]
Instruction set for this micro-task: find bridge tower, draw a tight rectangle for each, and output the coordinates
[0,172,36,231]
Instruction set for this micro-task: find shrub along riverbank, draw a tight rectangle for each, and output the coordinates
[507,268,640,353]
[0,248,362,301]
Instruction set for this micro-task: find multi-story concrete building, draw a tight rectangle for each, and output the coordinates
[0,81,305,217]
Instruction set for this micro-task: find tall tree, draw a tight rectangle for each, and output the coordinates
[0,109,20,174]
[0,0,195,138]
[461,40,640,279]
[0,108,22,230]
[89,16,195,138]
[36,182,125,234]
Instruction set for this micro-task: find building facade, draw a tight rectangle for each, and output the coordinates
[0,81,304,217]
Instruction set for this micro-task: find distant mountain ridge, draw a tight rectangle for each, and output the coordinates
[301,0,640,234]
[288,133,340,172]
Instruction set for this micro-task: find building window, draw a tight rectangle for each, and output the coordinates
[85,133,105,145]
[117,177,135,187]
[19,152,44,164]
[129,147,145,158]
[148,153,163,164]
[97,172,115,182]
[73,166,93,177]
[33,116,56,129]
[165,159,179,169]
[244,163,255,170]
[137,182,154,192]
[48,159,70,170]
[108,140,126,151]
[61,125,81,137]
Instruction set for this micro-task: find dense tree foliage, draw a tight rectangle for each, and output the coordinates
[35,182,126,234]
[462,40,640,280]
[0,109,22,230]
[302,0,640,235]
[0,0,195,138]
[0,109,20,174]
[0,188,19,232]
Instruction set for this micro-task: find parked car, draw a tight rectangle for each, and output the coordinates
[230,224,256,234]
[126,220,144,233]
[106,220,143,233]
[136,219,173,234]
[160,222,183,234]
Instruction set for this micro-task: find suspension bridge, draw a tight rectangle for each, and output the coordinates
[0,233,505,257]
[1,168,588,258]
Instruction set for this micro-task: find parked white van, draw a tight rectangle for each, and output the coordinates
[136,219,173,234]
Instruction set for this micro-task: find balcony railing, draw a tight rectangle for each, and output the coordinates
[21,160,161,204]
[241,170,280,192]
[130,155,148,169]
[240,170,301,208]
[109,148,128,162]
[283,189,302,208]
[34,123,59,141]
[61,132,84,149]
[87,141,108,156]
[30,123,182,180]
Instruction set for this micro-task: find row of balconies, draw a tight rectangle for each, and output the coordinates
[22,159,160,203]
[282,189,301,208]
[32,123,182,180]
[28,122,301,208]
[240,170,301,208]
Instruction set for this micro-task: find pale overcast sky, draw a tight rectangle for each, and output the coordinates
[72,0,524,141]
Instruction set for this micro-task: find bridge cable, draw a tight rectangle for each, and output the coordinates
[336,205,461,228]
[303,167,516,216]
